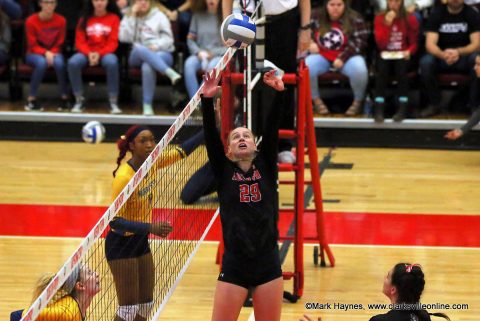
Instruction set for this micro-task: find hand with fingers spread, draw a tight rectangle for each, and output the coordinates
[263,69,285,91]
[202,71,221,98]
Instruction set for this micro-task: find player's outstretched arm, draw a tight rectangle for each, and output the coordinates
[201,72,227,175]
[110,217,172,237]
[259,69,286,165]
[444,107,480,140]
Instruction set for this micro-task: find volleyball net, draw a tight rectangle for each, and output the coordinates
[20,48,237,321]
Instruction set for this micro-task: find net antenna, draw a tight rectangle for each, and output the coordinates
[20,50,241,321]
[244,0,265,130]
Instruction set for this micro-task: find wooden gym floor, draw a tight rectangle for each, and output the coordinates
[0,141,479,321]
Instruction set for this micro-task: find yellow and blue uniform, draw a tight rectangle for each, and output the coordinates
[112,162,153,230]
[23,296,83,321]
[106,142,202,261]
[111,147,189,228]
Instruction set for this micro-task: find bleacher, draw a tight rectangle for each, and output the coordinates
[0,0,479,149]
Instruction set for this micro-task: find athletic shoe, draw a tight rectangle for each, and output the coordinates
[58,98,71,112]
[24,100,43,112]
[143,104,154,116]
[419,105,440,118]
[171,73,182,86]
[71,101,84,113]
[110,102,122,114]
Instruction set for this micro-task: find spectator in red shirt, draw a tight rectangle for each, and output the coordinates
[373,0,419,122]
[24,0,68,112]
[68,0,121,114]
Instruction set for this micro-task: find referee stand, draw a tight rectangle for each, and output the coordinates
[217,59,335,301]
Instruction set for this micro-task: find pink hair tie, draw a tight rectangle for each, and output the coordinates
[405,263,422,273]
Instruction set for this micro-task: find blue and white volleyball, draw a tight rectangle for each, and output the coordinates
[82,121,105,144]
[221,13,256,49]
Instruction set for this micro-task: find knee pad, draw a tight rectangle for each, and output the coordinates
[138,301,154,318]
[117,304,139,321]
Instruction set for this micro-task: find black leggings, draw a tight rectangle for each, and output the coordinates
[375,57,409,100]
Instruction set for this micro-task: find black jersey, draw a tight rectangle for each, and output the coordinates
[201,96,280,259]
[370,309,431,321]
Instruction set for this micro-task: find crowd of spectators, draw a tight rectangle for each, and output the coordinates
[310,0,480,122]
[0,0,479,121]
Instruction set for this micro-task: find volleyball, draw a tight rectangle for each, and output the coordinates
[82,121,105,144]
[220,13,256,49]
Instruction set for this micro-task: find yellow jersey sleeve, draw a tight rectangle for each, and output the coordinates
[23,296,83,321]
[156,147,185,169]
[112,163,135,200]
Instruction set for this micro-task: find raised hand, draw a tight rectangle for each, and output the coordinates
[202,71,221,98]
[150,221,173,238]
[263,69,285,91]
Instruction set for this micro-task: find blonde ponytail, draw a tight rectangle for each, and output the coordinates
[31,273,69,306]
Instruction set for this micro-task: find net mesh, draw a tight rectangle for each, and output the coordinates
[88,137,218,320]
[84,131,217,321]
[20,48,237,321]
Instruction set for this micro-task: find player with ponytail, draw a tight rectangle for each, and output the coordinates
[201,70,286,321]
[21,265,100,321]
[107,124,203,321]
[371,263,450,321]
[301,263,451,321]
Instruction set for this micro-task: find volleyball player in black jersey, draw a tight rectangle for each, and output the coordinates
[201,70,285,321]
[301,263,451,321]
[369,263,450,321]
